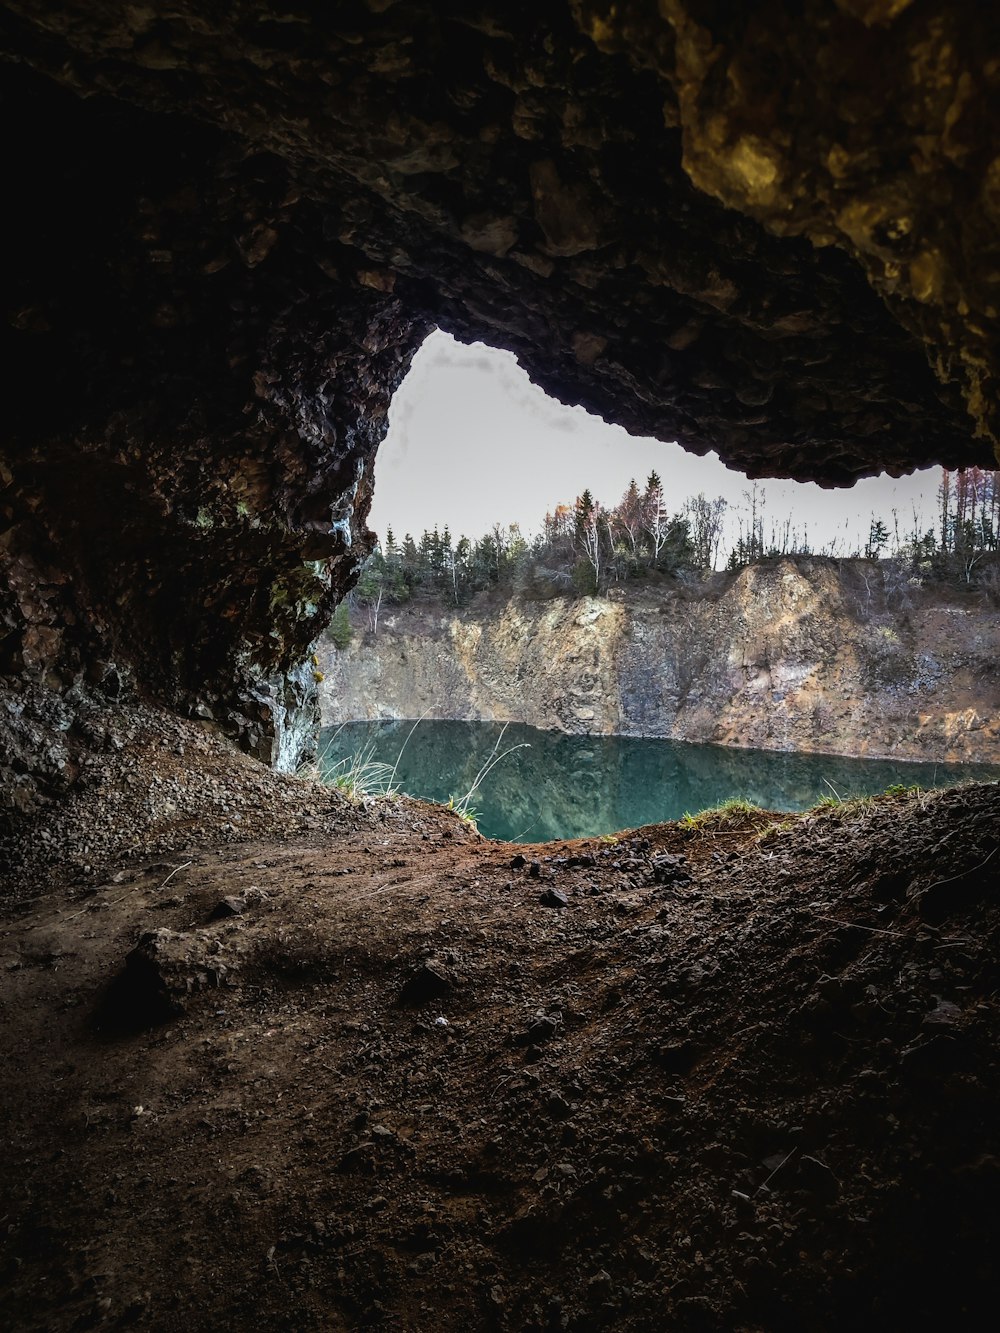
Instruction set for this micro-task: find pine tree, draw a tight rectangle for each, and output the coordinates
[574,489,596,539]
[641,471,669,565]
[573,490,603,591]
[865,518,890,560]
[614,478,643,560]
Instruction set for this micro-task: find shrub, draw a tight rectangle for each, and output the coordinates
[325,603,352,650]
[571,558,599,597]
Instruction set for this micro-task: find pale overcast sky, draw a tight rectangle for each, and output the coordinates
[369,330,940,564]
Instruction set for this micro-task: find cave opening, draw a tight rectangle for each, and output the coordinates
[368,328,948,573]
[311,327,1000,842]
[1,53,992,829]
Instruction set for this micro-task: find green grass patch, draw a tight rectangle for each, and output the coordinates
[326,742,398,801]
[679,796,768,832]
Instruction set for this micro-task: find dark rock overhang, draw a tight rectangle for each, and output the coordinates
[1,1,998,800]
[3,0,997,479]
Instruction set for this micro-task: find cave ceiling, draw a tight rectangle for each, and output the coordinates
[3,0,997,481]
[1,1,998,792]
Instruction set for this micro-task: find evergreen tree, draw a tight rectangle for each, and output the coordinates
[615,478,644,558]
[866,518,890,560]
[573,490,603,591]
[401,533,419,584]
[641,471,670,566]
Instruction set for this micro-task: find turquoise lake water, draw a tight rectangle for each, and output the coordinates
[318,719,1000,843]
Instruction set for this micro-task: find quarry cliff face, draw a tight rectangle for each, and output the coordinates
[320,560,1000,764]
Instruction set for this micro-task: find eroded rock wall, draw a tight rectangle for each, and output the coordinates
[1,68,426,811]
[585,0,1000,447]
[320,560,1000,764]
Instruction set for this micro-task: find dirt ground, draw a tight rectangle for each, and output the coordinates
[2,725,1000,1331]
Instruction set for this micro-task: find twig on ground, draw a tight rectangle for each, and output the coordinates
[922,846,996,894]
[815,915,907,937]
[64,859,192,921]
[756,1147,797,1194]
[156,860,192,891]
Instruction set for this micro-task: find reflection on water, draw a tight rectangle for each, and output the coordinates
[318,720,1000,843]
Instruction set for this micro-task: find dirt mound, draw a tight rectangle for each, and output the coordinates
[2,775,999,1330]
[0,703,366,908]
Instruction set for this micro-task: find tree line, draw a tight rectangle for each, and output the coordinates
[355,473,716,613]
[349,466,1000,618]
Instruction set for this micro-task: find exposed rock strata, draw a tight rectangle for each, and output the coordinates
[320,560,1000,764]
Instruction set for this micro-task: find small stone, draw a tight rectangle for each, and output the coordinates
[540,887,568,908]
[547,1092,572,1120]
[650,853,690,885]
[797,1154,839,1199]
[398,961,453,1006]
[521,1013,561,1045]
[209,895,245,920]
[923,998,962,1028]
[510,853,527,869]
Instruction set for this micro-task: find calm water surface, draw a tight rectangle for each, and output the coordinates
[318,719,1000,843]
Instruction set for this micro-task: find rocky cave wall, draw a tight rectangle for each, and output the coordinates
[1,68,428,808]
[1,1,998,814]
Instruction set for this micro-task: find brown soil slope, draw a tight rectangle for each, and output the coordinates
[2,742,999,1332]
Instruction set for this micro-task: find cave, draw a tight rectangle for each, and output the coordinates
[2,4,1000,1330]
